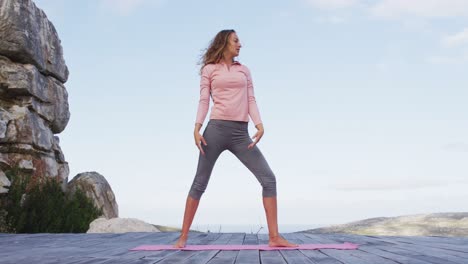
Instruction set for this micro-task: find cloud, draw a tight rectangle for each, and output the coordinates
[315,15,346,24]
[306,0,359,10]
[442,28,468,47]
[370,0,468,19]
[443,142,468,152]
[305,0,468,19]
[99,0,163,15]
[278,11,293,18]
[375,62,390,72]
[427,53,468,64]
[331,177,468,191]
[430,28,468,64]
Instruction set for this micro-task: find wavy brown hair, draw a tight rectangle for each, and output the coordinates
[199,29,236,74]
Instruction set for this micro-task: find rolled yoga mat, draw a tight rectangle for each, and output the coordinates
[130,242,359,251]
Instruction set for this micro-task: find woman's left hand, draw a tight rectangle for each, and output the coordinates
[248,123,264,149]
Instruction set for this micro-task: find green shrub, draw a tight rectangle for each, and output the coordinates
[0,167,102,233]
[0,207,11,233]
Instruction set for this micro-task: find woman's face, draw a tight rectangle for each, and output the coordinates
[225,32,242,58]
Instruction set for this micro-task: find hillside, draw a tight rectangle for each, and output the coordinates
[302,212,468,237]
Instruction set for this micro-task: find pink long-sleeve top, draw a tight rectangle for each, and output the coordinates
[195,61,263,126]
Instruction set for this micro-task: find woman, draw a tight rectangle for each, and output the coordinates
[174,29,298,248]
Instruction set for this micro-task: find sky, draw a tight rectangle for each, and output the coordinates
[32,0,468,232]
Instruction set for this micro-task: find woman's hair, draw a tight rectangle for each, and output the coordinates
[199,29,236,74]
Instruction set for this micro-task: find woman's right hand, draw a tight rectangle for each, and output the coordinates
[194,124,207,155]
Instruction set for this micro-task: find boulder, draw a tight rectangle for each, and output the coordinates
[87,217,160,233]
[68,172,118,219]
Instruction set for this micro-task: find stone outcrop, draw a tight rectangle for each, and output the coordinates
[0,1,119,226]
[68,172,119,219]
[0,0,70,191]
[87,217,160,233]
[0,0,69,82]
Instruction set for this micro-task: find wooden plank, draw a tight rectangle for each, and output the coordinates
[154,232,224,263]
[82,232,177,258]
[257,234,287,264]
[318,248,385,264]
[325,234,465,264]
[370,237,468,257]
[51,233,164,258]
[357,245,438,264]
[384,243,468,264]
[380,236,468,253]
[0,243,82,262]
[49,233,157,258]
[301,233,400,264]
[2,232,467,264]
[323,234,434,261]
[329,232,468,251]
[351,234,468,263]
[29,232,153,258]
[36,232,172,263]
[178,233,233,264]
[242,233,259,244]
[70,256,154,264]
[276,233,316,264]
[135,232,207,262]
[236,233,260,264]
[205,233,245,264]
[301,233,342,244]
[109,232,180,259]
[318,233,400,249]
[396,236,468,245]
[293,233,347,264]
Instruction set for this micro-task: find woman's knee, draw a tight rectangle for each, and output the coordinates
[261,174,277,197]
[188,185,205,200]
[262,183,277,197]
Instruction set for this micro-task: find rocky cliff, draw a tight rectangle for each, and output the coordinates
[0,0,118,221]
[0,0,70,191]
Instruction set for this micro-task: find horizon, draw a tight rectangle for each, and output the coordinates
[31,0,468,232]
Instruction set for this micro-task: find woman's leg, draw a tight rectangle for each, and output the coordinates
[174,122,229,248]
[262,196,298,247]
[229,127,298,247]
[173,195,200,248]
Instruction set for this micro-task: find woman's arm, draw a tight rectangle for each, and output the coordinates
[244,66,265,149]
[245,66,263,127]
[194,65,212,155]
[195,65,212,126]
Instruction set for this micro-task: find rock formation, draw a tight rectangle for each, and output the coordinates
[87,217,160,233]
[68,172,119,219]
[0,0,70,191]
[0,1,122,230]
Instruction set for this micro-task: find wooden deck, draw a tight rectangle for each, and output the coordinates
[0,232,467,263]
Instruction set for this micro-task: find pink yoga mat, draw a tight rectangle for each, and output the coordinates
[130,242,359,251]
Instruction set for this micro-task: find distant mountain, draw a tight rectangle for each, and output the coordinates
[301,212,468,237]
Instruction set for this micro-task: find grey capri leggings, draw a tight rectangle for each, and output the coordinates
[188,119,277,200]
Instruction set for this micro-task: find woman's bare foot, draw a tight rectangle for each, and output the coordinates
[268,235,299,247]
[173,233,188,248]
